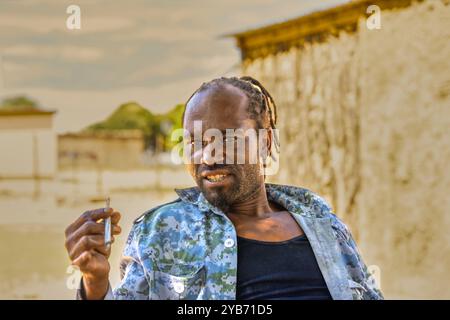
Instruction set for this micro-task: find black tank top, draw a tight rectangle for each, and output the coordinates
[236,234,333,300]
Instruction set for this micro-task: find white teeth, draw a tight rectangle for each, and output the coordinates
[206,174,227,182]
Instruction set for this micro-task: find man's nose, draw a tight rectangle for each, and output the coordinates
[201,143,224,165]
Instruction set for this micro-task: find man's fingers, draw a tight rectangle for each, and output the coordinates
[66,208,114,236]
[93,242,113,258]
[110,211,121,225]
[112,224,121,235]
[65,222,121,257]
[66,220,105,248]
[69,235,110,261]
[67,218,121,245]
[72,250,92,270]
[73,250,110,280]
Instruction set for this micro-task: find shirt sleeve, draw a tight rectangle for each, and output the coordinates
[112,257,149,299]
[331,213,384,300]
[75,261,149,301]
[112,221,150,300]
[345,227,384,300]
[76,278,114,300]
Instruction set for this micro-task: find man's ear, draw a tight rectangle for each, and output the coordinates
[266,127,273,157]
[259,127,272,163]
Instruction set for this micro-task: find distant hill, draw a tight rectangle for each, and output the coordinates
[86,102,155,132]
[0,96,41,111]
[85,102,184,151]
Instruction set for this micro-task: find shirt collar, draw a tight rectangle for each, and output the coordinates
[174,183,331,218]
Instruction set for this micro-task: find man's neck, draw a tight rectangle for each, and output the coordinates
[227,183,282,219]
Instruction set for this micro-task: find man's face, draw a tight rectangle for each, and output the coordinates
[183,84,266,212]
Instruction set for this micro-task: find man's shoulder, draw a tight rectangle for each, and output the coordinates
[133,198,189,225]
[132,186,203,223]
[267,183,354,240]
[267,183,334,219]
[125,195,204,248]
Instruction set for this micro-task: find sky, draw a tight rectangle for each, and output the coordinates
[0,0,348,133]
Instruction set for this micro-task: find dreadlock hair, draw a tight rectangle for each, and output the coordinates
[183,76,280,156]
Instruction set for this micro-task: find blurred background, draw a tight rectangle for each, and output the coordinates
[0,0,448,299]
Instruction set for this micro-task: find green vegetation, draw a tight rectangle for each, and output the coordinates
[85,102,185,151]
[0,96,40,111]
[0,95,184,153]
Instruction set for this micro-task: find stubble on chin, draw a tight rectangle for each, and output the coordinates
[201,186,231,212]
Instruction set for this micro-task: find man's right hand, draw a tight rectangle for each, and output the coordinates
[64,207,122,299]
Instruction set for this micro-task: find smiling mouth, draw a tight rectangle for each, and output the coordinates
[205,174,228,183]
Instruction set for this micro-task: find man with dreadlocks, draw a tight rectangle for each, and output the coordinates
[65,76,383,300]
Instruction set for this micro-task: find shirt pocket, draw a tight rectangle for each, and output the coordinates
[151,265,206,300]
[348,279,367,300]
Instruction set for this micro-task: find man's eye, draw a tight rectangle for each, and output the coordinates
[224,136,241,143]
[184,140,196,147]
[189,140,207,146]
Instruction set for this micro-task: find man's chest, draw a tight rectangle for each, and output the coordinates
[227,211,305,242]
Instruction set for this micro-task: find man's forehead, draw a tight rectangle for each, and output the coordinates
[185,84,249,121]
[183,118,257,135]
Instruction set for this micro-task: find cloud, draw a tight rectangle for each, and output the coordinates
[0,58,51,89]
[0,3,136,35]
[3,44,104,62]
[0,0,350,131]
[0,15,65,34]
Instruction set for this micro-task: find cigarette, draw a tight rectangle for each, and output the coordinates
[105,197,112,249]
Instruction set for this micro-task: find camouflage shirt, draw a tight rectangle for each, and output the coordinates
[82,183,383,300]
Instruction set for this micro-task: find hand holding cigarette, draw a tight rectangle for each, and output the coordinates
[64,198,122,299]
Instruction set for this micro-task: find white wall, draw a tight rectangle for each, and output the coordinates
[0,129,56,178]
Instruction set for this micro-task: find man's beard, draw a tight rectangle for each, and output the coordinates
[196,164,262,213]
